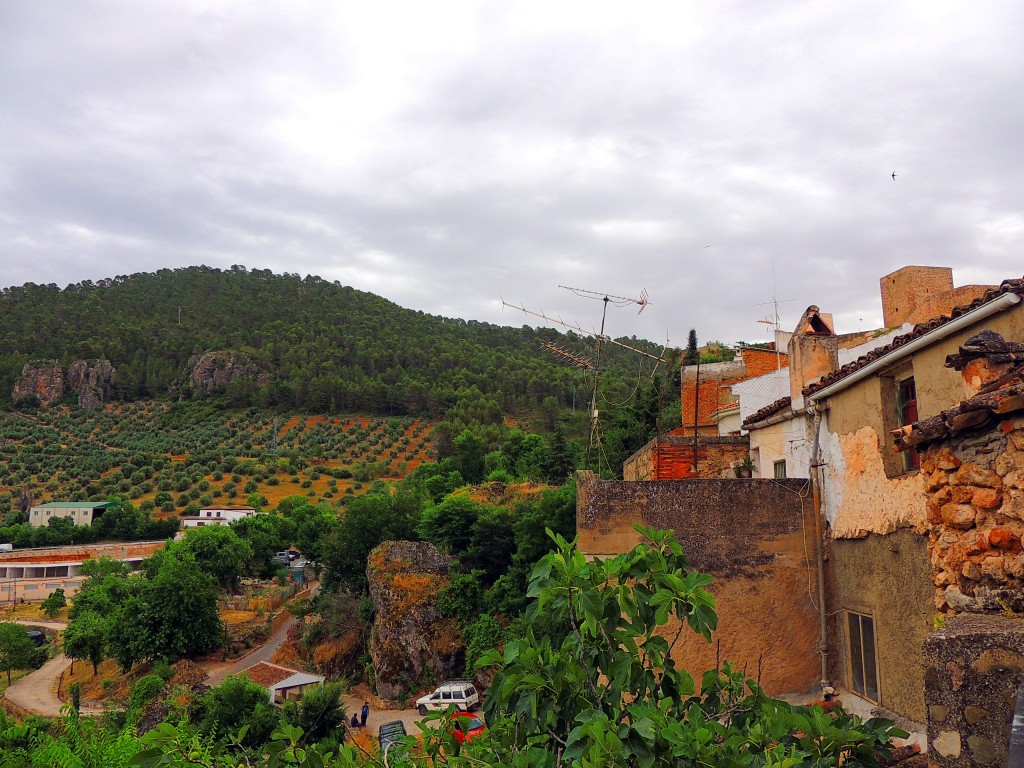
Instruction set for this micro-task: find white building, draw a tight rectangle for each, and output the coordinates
[181,506,259,530]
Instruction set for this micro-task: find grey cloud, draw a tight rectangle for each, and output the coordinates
[2,2,1024,348]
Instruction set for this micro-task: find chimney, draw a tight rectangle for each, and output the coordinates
[789,306,838,411]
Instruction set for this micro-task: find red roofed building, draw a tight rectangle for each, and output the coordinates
[242,661,325,704]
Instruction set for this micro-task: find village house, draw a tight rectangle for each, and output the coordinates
[180,505,259,530]
[242,661,325,704]
[582,265,1024,763]
[890,331,1024,767]
[28,501,115,528]
[623,346,786,480]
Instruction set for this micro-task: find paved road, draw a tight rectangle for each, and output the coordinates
[342,696,428,741]
[3,619,77,716]
[4,652,77,716]
[206,582,320,686]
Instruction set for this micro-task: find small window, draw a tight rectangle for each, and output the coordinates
[897,378,920,472]
[442,691,452,700]
[773,460,787,479]
[847,612,879,702]
[431,693,441,701]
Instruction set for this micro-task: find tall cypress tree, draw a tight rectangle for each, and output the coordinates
[684,329,699,365]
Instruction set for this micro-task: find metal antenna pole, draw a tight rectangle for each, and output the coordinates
[585,296,610,469]
[502,286,663,474]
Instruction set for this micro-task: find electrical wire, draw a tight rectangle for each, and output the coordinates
[764,476,843,618]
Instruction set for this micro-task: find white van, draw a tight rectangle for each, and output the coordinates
[415,680,480,715]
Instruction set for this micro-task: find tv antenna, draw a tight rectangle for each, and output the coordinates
[502,286,667,471]
[754,261,796,370]
[539,341,595,370]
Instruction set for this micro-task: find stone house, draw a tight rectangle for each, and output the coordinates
[799,277,1022,726]
[586,265,1022,762]
[888,331,1024,768]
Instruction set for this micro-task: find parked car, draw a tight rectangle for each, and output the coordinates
[415,680,480,715]
[450,711,486,744]
[378,720,407,756]
[25,630,46,647]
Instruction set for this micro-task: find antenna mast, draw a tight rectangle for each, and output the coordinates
[753,260,797,370]
[503,286,662,472]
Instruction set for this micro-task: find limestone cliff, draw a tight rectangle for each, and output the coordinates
[366,540,464,700]
[12,359,116,408]
[11,360,64,406]
[66,360,117,410]
[187,350,270,397]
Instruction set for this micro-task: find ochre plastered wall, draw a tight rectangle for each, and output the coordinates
[577,471,820,694]
[827,531,933,723]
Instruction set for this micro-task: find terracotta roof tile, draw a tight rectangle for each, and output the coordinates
[741,396,792,429]
[243,661,302,688]
[803,277,1024,397]
[892,375,1024,451]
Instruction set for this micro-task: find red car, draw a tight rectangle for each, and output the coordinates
[450,711,486,744]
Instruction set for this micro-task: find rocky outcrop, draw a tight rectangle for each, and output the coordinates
[12,359,116,409]
[187,350,270,397]
[66,360,116,410]
[12,360,64,406]
[366,540,463,700]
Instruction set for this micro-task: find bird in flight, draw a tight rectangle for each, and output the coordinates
[891,171,897,180]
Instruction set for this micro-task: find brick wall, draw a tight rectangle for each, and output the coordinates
[622,435,749,480]
[681,349,788,433]
[880,266,996,327]
[577,471,820,694]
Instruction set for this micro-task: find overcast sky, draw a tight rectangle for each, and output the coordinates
[3,2,1023,347]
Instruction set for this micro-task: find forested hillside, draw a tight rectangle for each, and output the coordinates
[0,266,670,422]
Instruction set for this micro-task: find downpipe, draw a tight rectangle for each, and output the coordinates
[809,406,830,694]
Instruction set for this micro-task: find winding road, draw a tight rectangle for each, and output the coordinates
[2,619,101,717]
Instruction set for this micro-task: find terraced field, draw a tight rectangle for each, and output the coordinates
[0,402,435,517]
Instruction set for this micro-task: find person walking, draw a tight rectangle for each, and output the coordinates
[360,701,369,728]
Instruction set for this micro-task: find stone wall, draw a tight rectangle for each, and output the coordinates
[577,471,820,694]
[925,614,1024,767]
[922,420,1024,616]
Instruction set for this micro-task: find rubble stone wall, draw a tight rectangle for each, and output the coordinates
[924,614,1024,768]
[921,418,1024,615]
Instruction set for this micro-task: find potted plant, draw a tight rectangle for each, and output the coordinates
[734,456,755,478]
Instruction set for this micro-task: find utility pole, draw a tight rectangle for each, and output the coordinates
[692,354,700,476]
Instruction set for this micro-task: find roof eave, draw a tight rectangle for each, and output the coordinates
[807,292,1022,402]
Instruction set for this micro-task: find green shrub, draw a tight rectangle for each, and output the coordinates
[129,674,166,710]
